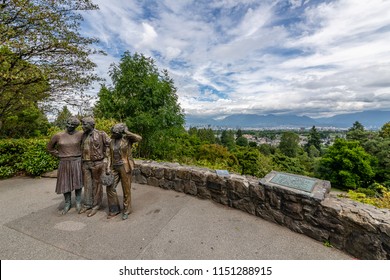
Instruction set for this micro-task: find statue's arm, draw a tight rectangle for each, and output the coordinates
[47,134,60,158]
[124,129,142,143]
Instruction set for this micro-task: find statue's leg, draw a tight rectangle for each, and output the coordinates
[120,166,132,220]
[87,162,105,217]
[79,162,92,214]
[106,169,121,218]
[62,192,71,215]
[75,188,82,212]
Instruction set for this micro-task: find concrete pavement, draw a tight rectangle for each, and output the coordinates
[0,177,353,259]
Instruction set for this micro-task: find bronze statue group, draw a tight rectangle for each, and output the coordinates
[47,117,142,220]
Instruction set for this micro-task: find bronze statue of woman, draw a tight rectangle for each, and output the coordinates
[106,123,142,220]
[47,116,83,214]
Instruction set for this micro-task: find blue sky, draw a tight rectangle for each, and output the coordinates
[81,0,390,118]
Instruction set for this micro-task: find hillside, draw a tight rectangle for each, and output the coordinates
[185,110,390,129]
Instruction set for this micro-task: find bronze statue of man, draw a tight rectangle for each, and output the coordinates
[106,123,142,220]
[79,117,111,217]
[47,116,83,214]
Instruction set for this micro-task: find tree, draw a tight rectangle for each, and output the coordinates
[379,122,390,139]
[53,106,73,129]
[307,145,320,158]
[236,129,243,139]
[350,121,365,131]
[0,46,49,131]
[197,128,216,144]
[306,126,321,151]
[197,144,237,166]
[272,152,306,175]
[220,130,236,150]
[317,138,376,190]
[258,143,274,156]
[0,103,50,138]
[362,137,390,188]
[346,121,369,143]
[279,131,300,157]
[236,136,249,147]
[0,0,103,104]
[234,147,273,177]
[94,52,185,158]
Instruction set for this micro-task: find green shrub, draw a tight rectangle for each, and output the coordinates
[0,138,58,178]
[94,118,117,135]
[21,140,59,176]
[340,188,390,209]
[0,166,15,178]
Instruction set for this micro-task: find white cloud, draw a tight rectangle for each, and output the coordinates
[81,0,390,118]
[137,22,158,48]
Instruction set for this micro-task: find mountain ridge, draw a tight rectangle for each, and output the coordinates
[185,110,390,129]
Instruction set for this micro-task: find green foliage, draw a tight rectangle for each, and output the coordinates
[21,140,59,176]
[342,189,390,209]
[46,126,63,139]
[362,138,390,187]
[220,130,236,150]
[279,131,300,157]
[317,138,376,190]
[258,143,274,156]
[94,117,117,135]
[0,104,50,138]
[306,126,321,152]
[346,121,373,143]
[236,129,243,139]
[0,0,102,98]
[94,52,184,158]
[188,127,216,144]
[236,136,249,147]
[146,127,187,161]
[379,122,390,139]
[197,144,239,169]
[307,145,320,158]
[323,240,333,248]
[248,141,257,148]
[272,152,306,175]
[233,147,273,177]
[53,106,73,129]
[0,46,49,131]
[0,138,58,178]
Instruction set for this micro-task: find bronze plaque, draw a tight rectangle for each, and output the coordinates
[216,170,230,177]
[270,173,316,193]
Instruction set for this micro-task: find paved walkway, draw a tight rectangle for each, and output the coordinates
[0,177,353,260]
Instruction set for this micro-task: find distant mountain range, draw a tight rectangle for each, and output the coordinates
[185,110,390,129]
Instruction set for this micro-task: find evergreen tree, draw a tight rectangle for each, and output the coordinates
[347,121,366,141]
[197,128,216,144]
[0,104,50,138]
[279,131,300,157]
[236,136,249,147]
[306,126,321,151]
[53,106,73,129]
[379,122,390,139]
[94,52,184,158]
[220,130,235,150]
[236,129,243,139]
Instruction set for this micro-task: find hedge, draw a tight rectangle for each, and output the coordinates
[0,139,58,178]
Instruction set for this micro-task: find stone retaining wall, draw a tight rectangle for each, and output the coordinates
[133,160,390,260]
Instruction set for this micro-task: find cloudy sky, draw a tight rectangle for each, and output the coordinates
[81,0,390,118]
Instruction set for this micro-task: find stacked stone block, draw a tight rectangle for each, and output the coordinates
[133,160,390,260]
